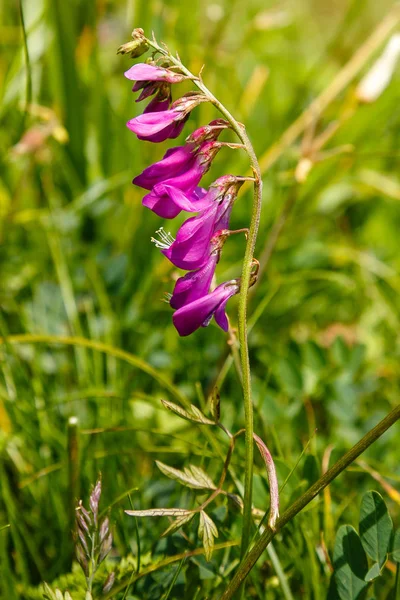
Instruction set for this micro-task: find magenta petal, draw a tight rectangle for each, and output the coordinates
[213,298,231,331]
[125,64,183,83]
[166,184,219,213]
[125,64,165,81]
[139,160,211,218]
[142,189,182,219]
[136,82,160,101]
[158,185,201,214]
[143,96,170,114]
[142,182,210,219]
[172,281,239,336]
[134,140,221,191]
[138,124,176,143]
[152,161,203,194]
[170,252,219,310]
[162,205,218,269]
[133,146,193,190]
[167,118,188,139]
[127,110,180,138]
[215,201,234,231]
[193,187,207,200]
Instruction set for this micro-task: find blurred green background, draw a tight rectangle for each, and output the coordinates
[1,0,400,598]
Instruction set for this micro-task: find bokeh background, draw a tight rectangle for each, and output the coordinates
[1,0,400,598]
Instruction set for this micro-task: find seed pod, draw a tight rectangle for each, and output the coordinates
[99,532,113,564]
[76,543,89,577]
[89,479,102,527]
[103,571,116,593]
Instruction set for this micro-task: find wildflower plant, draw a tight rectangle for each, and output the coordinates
[119,27,278,587]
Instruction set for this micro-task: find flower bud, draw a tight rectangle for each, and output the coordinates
[117,28,149,58]
[89,478,101,527]
[171,92,209,117]
[186,119,230,146]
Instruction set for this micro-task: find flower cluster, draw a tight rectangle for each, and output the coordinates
[125,60,248,336]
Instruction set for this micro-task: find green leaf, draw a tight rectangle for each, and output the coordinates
[42,583,56,600]
[359,491,393,567]
[161,512,195,537]
[125,508,191,517]
[364,562,381,581]
[198,511,218,562]
[276,357,303,396]
[392,529,400,563]
[209,386,220,422]
[333,525,368,600]
[161,400,215,425]
[156,461,216,490]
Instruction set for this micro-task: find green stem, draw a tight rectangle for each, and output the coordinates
[18,0,32,127]
[221,402,400,599]
[145,37,263,559]
[88,532,96,592]
[67,416,80,564]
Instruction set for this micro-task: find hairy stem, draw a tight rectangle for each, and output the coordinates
[221,403,400,599]
[146,37,263,560]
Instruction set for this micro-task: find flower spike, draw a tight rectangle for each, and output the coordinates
[172,280,240,336]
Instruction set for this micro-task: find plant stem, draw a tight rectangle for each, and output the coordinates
[88,532,96,592]
[221,402,400,599]
[18,0,32,129]
[67,416,80,565]
[146,37,263,560]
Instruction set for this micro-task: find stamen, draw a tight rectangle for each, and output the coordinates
[162,292,172,304]
[151,227,175,250]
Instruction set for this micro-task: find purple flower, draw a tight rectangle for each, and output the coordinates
[173,279,240,336]
[133,121,227,190]
[127,108,188,143]
[170,248,220,310]
[141,142,223,218]
[125,63,180,121]
[124,63,186,86]
[134,146,194,190]
[145,186,209,219]
[142,93,171,113]
[161,176,243,269]
[127,93,208,143]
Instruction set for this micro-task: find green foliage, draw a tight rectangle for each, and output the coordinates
[359,491,392,568]
[332,491,397,600]
[155,461,217,491]
[333,525,368,600]
[198,511,218,562]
